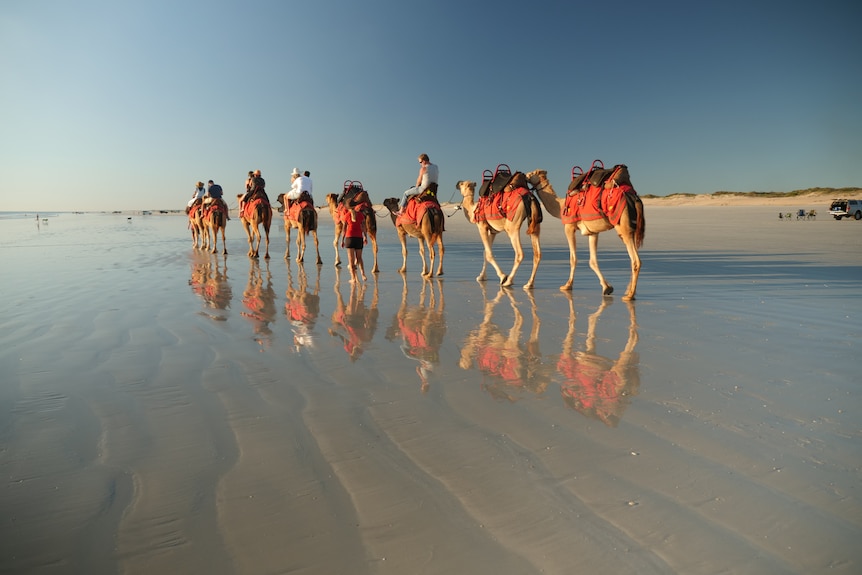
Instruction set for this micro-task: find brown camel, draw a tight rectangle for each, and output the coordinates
[324,191,379,273]
[202,199,228,255]
[382,197,445,278]
[526,169,644,300]
[275,193,322,264]
[556,294,640,427]
[456,178,543,289]
[236,194,271,259]
[188,203,205,250]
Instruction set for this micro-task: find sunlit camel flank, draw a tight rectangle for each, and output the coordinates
[188,204,205,250]
[382,197,445,278]
[456,176,542,289]
[276,193,322,264]
[526,169,644,300]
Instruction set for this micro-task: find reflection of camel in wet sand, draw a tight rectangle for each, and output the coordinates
[324,190,379,273]
[188,204,205,249]
[284,260,321,352]
[189,254,232,319]
[385,276,446,392]
[382,197,445,278]
[275,193,322,264]
[527,169,644,300]
[556,295,640,427]
[456,178,542,289]
[202,198,228,255]
[236,194,272,259]
[328,271,379,362]
[459,285,551,401]
[240,259,277,347]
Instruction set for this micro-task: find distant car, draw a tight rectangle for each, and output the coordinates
[828,199,862,220]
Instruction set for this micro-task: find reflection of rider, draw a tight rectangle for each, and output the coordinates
[556,295,640,427]
[386,276,446,392]
[459,286,549,401]
[329,271,379,361]
[240,259,277,347]
[284,261,321,352]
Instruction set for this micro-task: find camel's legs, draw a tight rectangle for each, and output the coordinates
[619,231,641,301]
[523,230,541,290]
[397,230,409,273]
[218,225,227,255]
[284,223,292,260]
[561,224,578,291]
[502,226,524,288]
[435,236,445,276]
[587,233,613,295]
[369,234,379,273]
[476,226,503,283]
[418,236,430,278]
[311,230,322,265]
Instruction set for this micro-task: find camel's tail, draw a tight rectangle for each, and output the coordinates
[526,194,543,236]
[429,206,445,236]
[363,208,377,235]
[629,194,645,249]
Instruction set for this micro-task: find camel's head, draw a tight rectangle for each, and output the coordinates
[382,198,399,212]
[525,170,546,186]
[325,193,338,206]
[456,180,476,196]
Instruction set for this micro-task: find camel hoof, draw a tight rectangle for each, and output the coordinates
[603,285,614,295]
[523,284,534,291]
[559,284,573,292]
[317,259,323,265]
[622,294,635,301]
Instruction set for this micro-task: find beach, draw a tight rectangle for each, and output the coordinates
[1,198,860,574]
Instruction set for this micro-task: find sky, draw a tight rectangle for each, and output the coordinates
[1,0,860,212]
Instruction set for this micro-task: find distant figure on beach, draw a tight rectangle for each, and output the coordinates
[187,181,205,213]
[398,153,439,212]
[286,168,314,206]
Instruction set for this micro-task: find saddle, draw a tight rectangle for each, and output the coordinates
[562,160,637,225]
[473,166,535,223]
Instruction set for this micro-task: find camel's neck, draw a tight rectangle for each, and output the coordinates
[531,174,562,220]
[460,189,477,223]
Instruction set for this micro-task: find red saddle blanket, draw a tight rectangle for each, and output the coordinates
[473,187,530,222]
[285,199,314,221]
[397,196,441,227]
[203,201,227,220]
[241,198,270,220]
[562,183,635,225]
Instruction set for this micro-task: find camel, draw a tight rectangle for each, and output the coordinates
[275,193,322,264]
[456,177,543,289]
[382,197,445,278]
[526,169,644,300]
[324,190,379,274]
[202,199,228,255]
[188,204,205,249]
[556,294,640,427]
[236,194,271,259]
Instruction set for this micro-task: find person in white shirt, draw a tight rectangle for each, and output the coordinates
[398,153,438,211]
[287,168,314,205]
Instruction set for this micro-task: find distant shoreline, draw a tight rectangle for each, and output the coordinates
[4,187,860,216]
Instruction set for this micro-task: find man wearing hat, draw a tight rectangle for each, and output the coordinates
[187,181,206,213]
[286,168,314,207]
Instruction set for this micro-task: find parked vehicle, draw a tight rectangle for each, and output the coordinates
[828,199,862,220]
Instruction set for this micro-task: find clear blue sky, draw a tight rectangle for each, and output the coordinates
[2,0,860,211]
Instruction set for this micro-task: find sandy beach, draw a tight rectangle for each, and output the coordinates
[1,195,860,574]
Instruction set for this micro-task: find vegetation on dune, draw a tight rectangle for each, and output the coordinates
[642,187,862,200]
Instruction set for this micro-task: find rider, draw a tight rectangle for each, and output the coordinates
[240,169,269,213]
[286,168,314,208]
[187,181,205,214]
[397,153,438,213]
[205,180,230,219]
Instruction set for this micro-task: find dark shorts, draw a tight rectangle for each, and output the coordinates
[344,237,363,249]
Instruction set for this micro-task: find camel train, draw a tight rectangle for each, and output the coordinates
[190,160,644,299]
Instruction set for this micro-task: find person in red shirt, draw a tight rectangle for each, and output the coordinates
[341,203,368,283]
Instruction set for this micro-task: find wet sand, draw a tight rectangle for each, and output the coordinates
[0,202,860,574]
